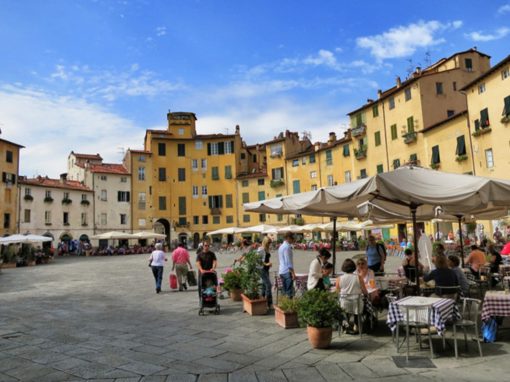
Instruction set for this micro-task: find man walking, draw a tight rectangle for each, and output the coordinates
[278,232,296,298]
[172,242,193,291]
[149,242,167,294]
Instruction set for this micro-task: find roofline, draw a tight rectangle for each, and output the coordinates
[421,110,468,133]
[460,53,510,91]
[0,138,25,148]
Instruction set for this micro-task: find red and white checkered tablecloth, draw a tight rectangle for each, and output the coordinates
[481,291,510,322]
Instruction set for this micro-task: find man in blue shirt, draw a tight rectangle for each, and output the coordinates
[278,231,296,298]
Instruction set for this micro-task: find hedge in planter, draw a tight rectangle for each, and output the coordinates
[222,267,245,301]
[274,296,300,329]
[240,250,267,315]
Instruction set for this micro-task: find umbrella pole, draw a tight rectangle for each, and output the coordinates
[332,218,337,274]
[457,216,465,268]
[411,206,420,295]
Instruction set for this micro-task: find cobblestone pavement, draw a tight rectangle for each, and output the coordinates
[1,250,509,381]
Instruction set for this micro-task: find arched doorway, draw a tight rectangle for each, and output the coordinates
[79,234,89,243]
[193,233,200,248]
[178,233,188,247]
[154,218,170,245]
[42,232,54,252]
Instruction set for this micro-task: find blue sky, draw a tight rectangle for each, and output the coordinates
[1,0,510,177]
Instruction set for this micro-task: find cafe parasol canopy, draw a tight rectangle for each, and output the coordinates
[0,234,53,245]
[245,165,510,291]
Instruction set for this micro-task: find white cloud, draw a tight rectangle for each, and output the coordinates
[356,20,462,60]
[498,3,510,14]
[0,85,146,177]
[465,27,510,42]
[156,26,167,37]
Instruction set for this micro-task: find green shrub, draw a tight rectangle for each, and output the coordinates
[297,289,342,328]
[277,296,300,313]
[222,268,245,291]
[240,250,262,300]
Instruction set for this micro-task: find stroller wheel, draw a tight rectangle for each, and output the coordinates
[199,309,204,316]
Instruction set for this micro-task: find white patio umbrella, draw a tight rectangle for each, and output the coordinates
[206,227,241,236]
[132,231,167,239]
[237,224,278,234]
[0,234,52,245]
[276,225,305,233]
[90,231,137,240]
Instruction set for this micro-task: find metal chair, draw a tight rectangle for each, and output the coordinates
[396,304,434,361]
[339,293,364,339]
[452,297,483,359]
[434,285,461,301]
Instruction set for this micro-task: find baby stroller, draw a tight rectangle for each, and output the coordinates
[199,271,220,316]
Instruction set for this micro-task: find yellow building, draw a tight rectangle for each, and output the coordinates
[0,137,24,236]
[461,54,510,179]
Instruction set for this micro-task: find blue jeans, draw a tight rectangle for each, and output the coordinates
[261,269,273,306]
[151,266,164,290]
[279,272,294,298]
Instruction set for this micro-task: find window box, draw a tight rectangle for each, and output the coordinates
[24,194,33,202]
[472,128,492,137]
[402,131,417,144]
[354,145,367,160]
[63,222,70,226]
[270,179,285,188]
[45,223,52,226]
[501,115,510,124]
[455,154,468,162]
[291,217,305,225]
[351,124,366,138]
[44,197,54,203]
[430,163,440,170]
[80,199,90,206]
[81,223,88,227]
[62,198,72,205]
[210,208,221,215]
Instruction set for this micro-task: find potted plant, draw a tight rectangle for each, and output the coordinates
[1,245,18,268]
[222,267,244,301]
[297,289,342,349]
[274,296,300,329]
[240,250,268,315]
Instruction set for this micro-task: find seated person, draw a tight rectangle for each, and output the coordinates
[466,245,487,278]
[424,254,459,297]
[488,244,502,274]
[355,257,380,305]
[401,248,424,282]
[447,255,470,296]
[315,262,334,291]
[307,248,332,290]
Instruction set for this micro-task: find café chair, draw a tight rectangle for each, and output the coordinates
[434,285,461,301]
[395,304,434,361]
[451,297,483,358]
[339,293,364,339]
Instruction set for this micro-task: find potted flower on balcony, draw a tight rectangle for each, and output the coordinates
[274,296,300,329]
[240,250,268,315]
[24,194,33,202]
[222,266,245,301]
[297,289,341,348]
[62,197,72,205]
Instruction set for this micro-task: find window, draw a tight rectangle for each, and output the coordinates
[158,143,166,156]
[158,196,166,210]
[202,215,209,224]
[178,128,184,135]
[201,185,208,197]
[374,131,381,146]
[24,209,31,223]
[5,150,13,163]
[117,191,130,202]
[292,180,300,194]
[376,164,384,174]
[360,169,367,179]
[81,213,87,226]
[211,166,219,180]
[410,153,418,162]
[343,144,350,157]
[138,155,145,162]
[292,159,299,167]
[393,159,401,169]
[301,157,306,165]
[503,95,510,117]
[271,167,284,180]
[100,213,107,225]
[502,68,510,80]
[465,58,473,71]
[372,105,379,117]
[192,159,198,170]
[178,197,186,215]
[453,81,457,91]
[138,192,146,210]
[63,192,70,200]
[120,214,127,225]
[485,149,494,168]
[436,82,444,95]
[325,150,332,165]
[474,119,480,131]
[404,88,411,101]
[309,153,316,163]
[270,143,283,157]
[224,165,232,179]
[257,178,265,186]
[478,83,486,94]
[178,168,186,182]
[209,142,219,155]
[253,154,257,163]
[177,144,185,156]
[63,212,69,225]
[45,190,52,199]
[456,136,466,156]
[225,141,234,154]
[25,188,31,196]
[327,175,334,187]
[407,116,414,132]
[243,214,250,223]
[242,192,249,203]
[213,216,220,225]
[226,216,234,224]
[44,211,51,225]
[225,194,233,208]
[100,189,107,201]
[242,180,249,187]
[178,217,187,226]
[391,124,398,140]
[201,159,207,170]
[192,186,199,198]
[208,195,223,208]
[240,153,246,160]
[100,175,107,181]
[259,214,266,223]
[277,214,283,222]
[447,110,455,118]
[138,167,145,181]
[195,140,203,150]
[311,184,318,191]
[158,168,166,181]
[431,145,440,164]
[388,97,395,110]
[193,216,199,225]
[344,171,351,183]
[480,108,490,127]
[119,177,127,183]
[310,171,317,178]
[258,191,265,201]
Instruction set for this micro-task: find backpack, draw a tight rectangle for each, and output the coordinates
[482,317,497,343]
[376,243,387,258]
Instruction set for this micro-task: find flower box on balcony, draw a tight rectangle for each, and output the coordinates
[80,200,90,206]
[354,145,367,160]
[472,127,492,137]
[501,115,510,124]
[24,194,33,202]
[44,197,54,203]
[455,154,468,162]
[403,131,417,144]
[62,198,72,205]
[351,124,366,138]
[210,208,221,216]
[430,162,440,170]
[270,179,285,188]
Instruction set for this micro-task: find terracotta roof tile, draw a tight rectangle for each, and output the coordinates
[89,163,129,175]
[71,152,103,160]
[19,177,92,191]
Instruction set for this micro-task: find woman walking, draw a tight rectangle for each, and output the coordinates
[149,243,167,293]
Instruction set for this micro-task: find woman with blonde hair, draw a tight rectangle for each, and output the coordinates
[257,236,273,308]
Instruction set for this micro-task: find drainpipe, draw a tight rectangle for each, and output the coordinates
[460,92,476,176]
[381,100,390,171]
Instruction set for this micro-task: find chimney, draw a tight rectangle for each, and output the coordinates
[328,132,336,143]
[314,142,321,151]
[377,89,383,99]
[414,67,422,77]
[60,173,67,183]
[235,125,240,135]
[396,76,401,87]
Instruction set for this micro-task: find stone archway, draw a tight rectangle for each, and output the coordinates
[154,218,170,245]
[193,233,200,249]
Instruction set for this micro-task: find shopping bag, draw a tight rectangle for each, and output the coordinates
[169,273,178,290]
[187,270,197,286]
[482,317,497,343]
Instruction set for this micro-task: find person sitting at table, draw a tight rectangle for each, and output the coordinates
[317,262,334,291]
[447,255,470,296]
[336,259,368,334]
[401,248,424,283]
[424,254,459,297]
[355,257,380,305]
[466,245,487,279]
[307,248,332,290]
[487,243,502,287]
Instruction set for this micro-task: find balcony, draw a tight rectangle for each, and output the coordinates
[455,154,468,162]
[210,208,222,215]
[270,179,285,188]
[80,199,90,206]
[175,221,190,228]
[44,196,54,203]
[472,127,492,137]
[351,124,366,138]
[354,145,367,160]
[62,198,72,205]
[24,194,33,202]
[402,131,417,144]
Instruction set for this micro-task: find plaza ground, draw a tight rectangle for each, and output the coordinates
[1,250,510,381]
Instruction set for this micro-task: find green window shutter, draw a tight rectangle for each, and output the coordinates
[178,197,186,215]
[504,96,510,116]
[212,167,219,180]
[258,191,265,201]
[456,136,466,156]
[407,117,414,132]
[474,119,480,131]
[224,165,232,179]
[372,105,379,117]
[242,192,249,203]
[376,164,384,174]
[225,194,233,208]
[480,108,489,127]
[374,131,381,146]
[432,145,440,164]
[343,144,350,156]
[292,180,300,194]
[391,124,397,140]
[393,159,400,169]
[326,150,332,164]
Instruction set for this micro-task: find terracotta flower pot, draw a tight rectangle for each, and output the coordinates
[2,262,17,269]
[306,326,333,349]
[241,294,268,315]
[274,305,299,329]
[229,288,242,301]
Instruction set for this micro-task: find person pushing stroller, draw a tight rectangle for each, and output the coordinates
[196,241,217,295]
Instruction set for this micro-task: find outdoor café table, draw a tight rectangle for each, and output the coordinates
[375,275,407,293]
[387,296,460,335]
[294,273,308,294]
[481,290,510,322]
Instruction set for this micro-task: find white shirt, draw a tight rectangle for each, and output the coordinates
[307,257,323,290]
[149,250,166,266]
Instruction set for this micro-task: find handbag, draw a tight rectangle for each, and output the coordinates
[187,270,197,286]
[482,317,497,343]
